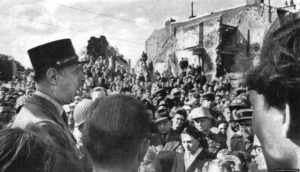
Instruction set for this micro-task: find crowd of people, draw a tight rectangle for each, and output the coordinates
[0,12,300,172]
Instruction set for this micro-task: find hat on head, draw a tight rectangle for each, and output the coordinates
[28,39,87,74]
[229,96,251,111]
[193,93,200,99]
[202,92,215,101]
[0,106,10,113]
[191,99,201,109]
[154,116,169,124]
[155,106,169,123]
[236,109,252,122]
[189,107,213,120]
[73,99,93,127]
[158,100,167,106]
[153,88,165,98]
[171,88,181,96]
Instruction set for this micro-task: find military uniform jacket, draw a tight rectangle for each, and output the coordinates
[12,94,84,172]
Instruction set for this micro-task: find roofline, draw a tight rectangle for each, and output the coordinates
[171,4,247,25]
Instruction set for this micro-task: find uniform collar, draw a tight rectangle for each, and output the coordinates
[35,90,64,116]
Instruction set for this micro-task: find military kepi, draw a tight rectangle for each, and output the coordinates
[28,39,85,74]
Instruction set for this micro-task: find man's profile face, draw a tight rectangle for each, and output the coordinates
[193,117,212,133]
[238,119,253,139]
[173,92,181,99]
[74,123,85,147]
[249,90,286,168]
[188,93,193,100]
[218,123,228,135]
[172,114,185,129]
[223,108,232,122]
[202,99,213,108]
[56,64,84,104]
[156,119,171,134]
[251,137,267,170]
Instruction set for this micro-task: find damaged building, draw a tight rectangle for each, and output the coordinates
[145,0,293,78]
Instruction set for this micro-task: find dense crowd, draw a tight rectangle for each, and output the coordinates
[0,54,266,172]
[1,12,300,172]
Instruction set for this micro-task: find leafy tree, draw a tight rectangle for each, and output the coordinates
[0,54,25,81]
[87,36,109,61]
[106,45,118,57]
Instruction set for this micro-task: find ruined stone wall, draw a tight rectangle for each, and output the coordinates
[175,23,200,66]
[145,28,169,62]
[175,15,220,75]
[145,5,279,76]
[223,5,278,73]
[202,16,220,73]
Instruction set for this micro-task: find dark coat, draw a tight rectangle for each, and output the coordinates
[230,133,253,155]
[12,94,84,172]
[171,149,211,172]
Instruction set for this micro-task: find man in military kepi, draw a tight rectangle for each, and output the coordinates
[12,39,87,172]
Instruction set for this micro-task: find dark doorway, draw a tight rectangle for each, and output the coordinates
[221,53,235,73]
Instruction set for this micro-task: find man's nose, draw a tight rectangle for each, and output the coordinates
[251,149,257,156]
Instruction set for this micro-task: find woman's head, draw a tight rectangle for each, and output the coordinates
[181,125,207,154]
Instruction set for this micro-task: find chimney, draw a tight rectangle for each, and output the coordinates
[165,18,176,34]
[189,1,196,19]
[247,0,261,6]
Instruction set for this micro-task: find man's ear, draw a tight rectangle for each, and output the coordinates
[46,68,59,85]
[282,103,291,138]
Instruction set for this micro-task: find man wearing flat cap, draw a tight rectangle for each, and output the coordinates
[12,39,87,172]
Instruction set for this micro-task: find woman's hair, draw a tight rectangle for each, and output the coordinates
[0,127,55,172]
[217,120,229,127]
[181,125,208,148]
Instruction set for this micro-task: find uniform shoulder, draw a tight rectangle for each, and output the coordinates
[12,107,43,129]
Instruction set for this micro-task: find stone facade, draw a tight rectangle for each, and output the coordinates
[145,2,280,78]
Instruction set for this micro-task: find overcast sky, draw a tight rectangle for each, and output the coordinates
[0,0,286,68]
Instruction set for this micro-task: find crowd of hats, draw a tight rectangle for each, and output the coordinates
[0,52,253,127]
[0,55,262,170]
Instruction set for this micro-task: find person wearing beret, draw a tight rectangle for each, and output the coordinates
[12,39,88,172]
